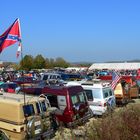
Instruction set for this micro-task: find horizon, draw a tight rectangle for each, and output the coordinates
[2,58,140,64]
[0,0,140,62]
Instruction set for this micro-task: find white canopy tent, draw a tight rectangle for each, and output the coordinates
[89,63,140,70]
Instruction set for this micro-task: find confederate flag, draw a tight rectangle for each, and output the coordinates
[0,18,21,57]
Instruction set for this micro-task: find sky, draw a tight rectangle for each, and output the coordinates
[0,0,140,63]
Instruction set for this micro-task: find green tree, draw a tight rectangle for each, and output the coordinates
[45,58,55,69]
[49,58,55,69]
[45,58,49,68]
[11,63,20,70]
[55,57,70,68]
[33,54,46,69]
[20,55,34,70]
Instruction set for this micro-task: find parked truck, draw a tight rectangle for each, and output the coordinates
[0,93,58,140]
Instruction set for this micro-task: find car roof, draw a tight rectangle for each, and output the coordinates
[42,85,83,95]
[1,82,17,85]
[43,73,60,76]
[66,80,111,89]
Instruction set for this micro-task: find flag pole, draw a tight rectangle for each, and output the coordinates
[18,18,26,106]
[21,45,25,105]
[18,19,28,132]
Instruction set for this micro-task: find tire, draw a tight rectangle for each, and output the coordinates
[89,108,94,118]
[27,116,43,138]
[0,131,8,140]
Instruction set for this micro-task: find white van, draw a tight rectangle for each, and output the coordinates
[66,80,116,115]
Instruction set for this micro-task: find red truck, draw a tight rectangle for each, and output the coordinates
[20,85,91,127]
[43,86,92,127]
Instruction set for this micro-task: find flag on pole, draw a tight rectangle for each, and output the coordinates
[0,18,21,56]
[16,42,22,58]
[111,71,121,90]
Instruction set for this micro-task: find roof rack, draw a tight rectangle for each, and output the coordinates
[0,95,21,102]
[81,82,94,86]
[81,79,111,87]
[81,79,101,85]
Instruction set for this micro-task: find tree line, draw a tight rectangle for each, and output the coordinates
[2,55,92,71]
[13,54,70,70]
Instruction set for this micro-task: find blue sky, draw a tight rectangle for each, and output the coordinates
[0,0,140,62]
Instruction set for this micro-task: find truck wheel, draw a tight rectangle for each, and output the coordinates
[27,116,43,138]
[89,108,94,118]
[0,131,8,140]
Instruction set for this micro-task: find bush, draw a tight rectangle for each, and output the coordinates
[53,103,140,140]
